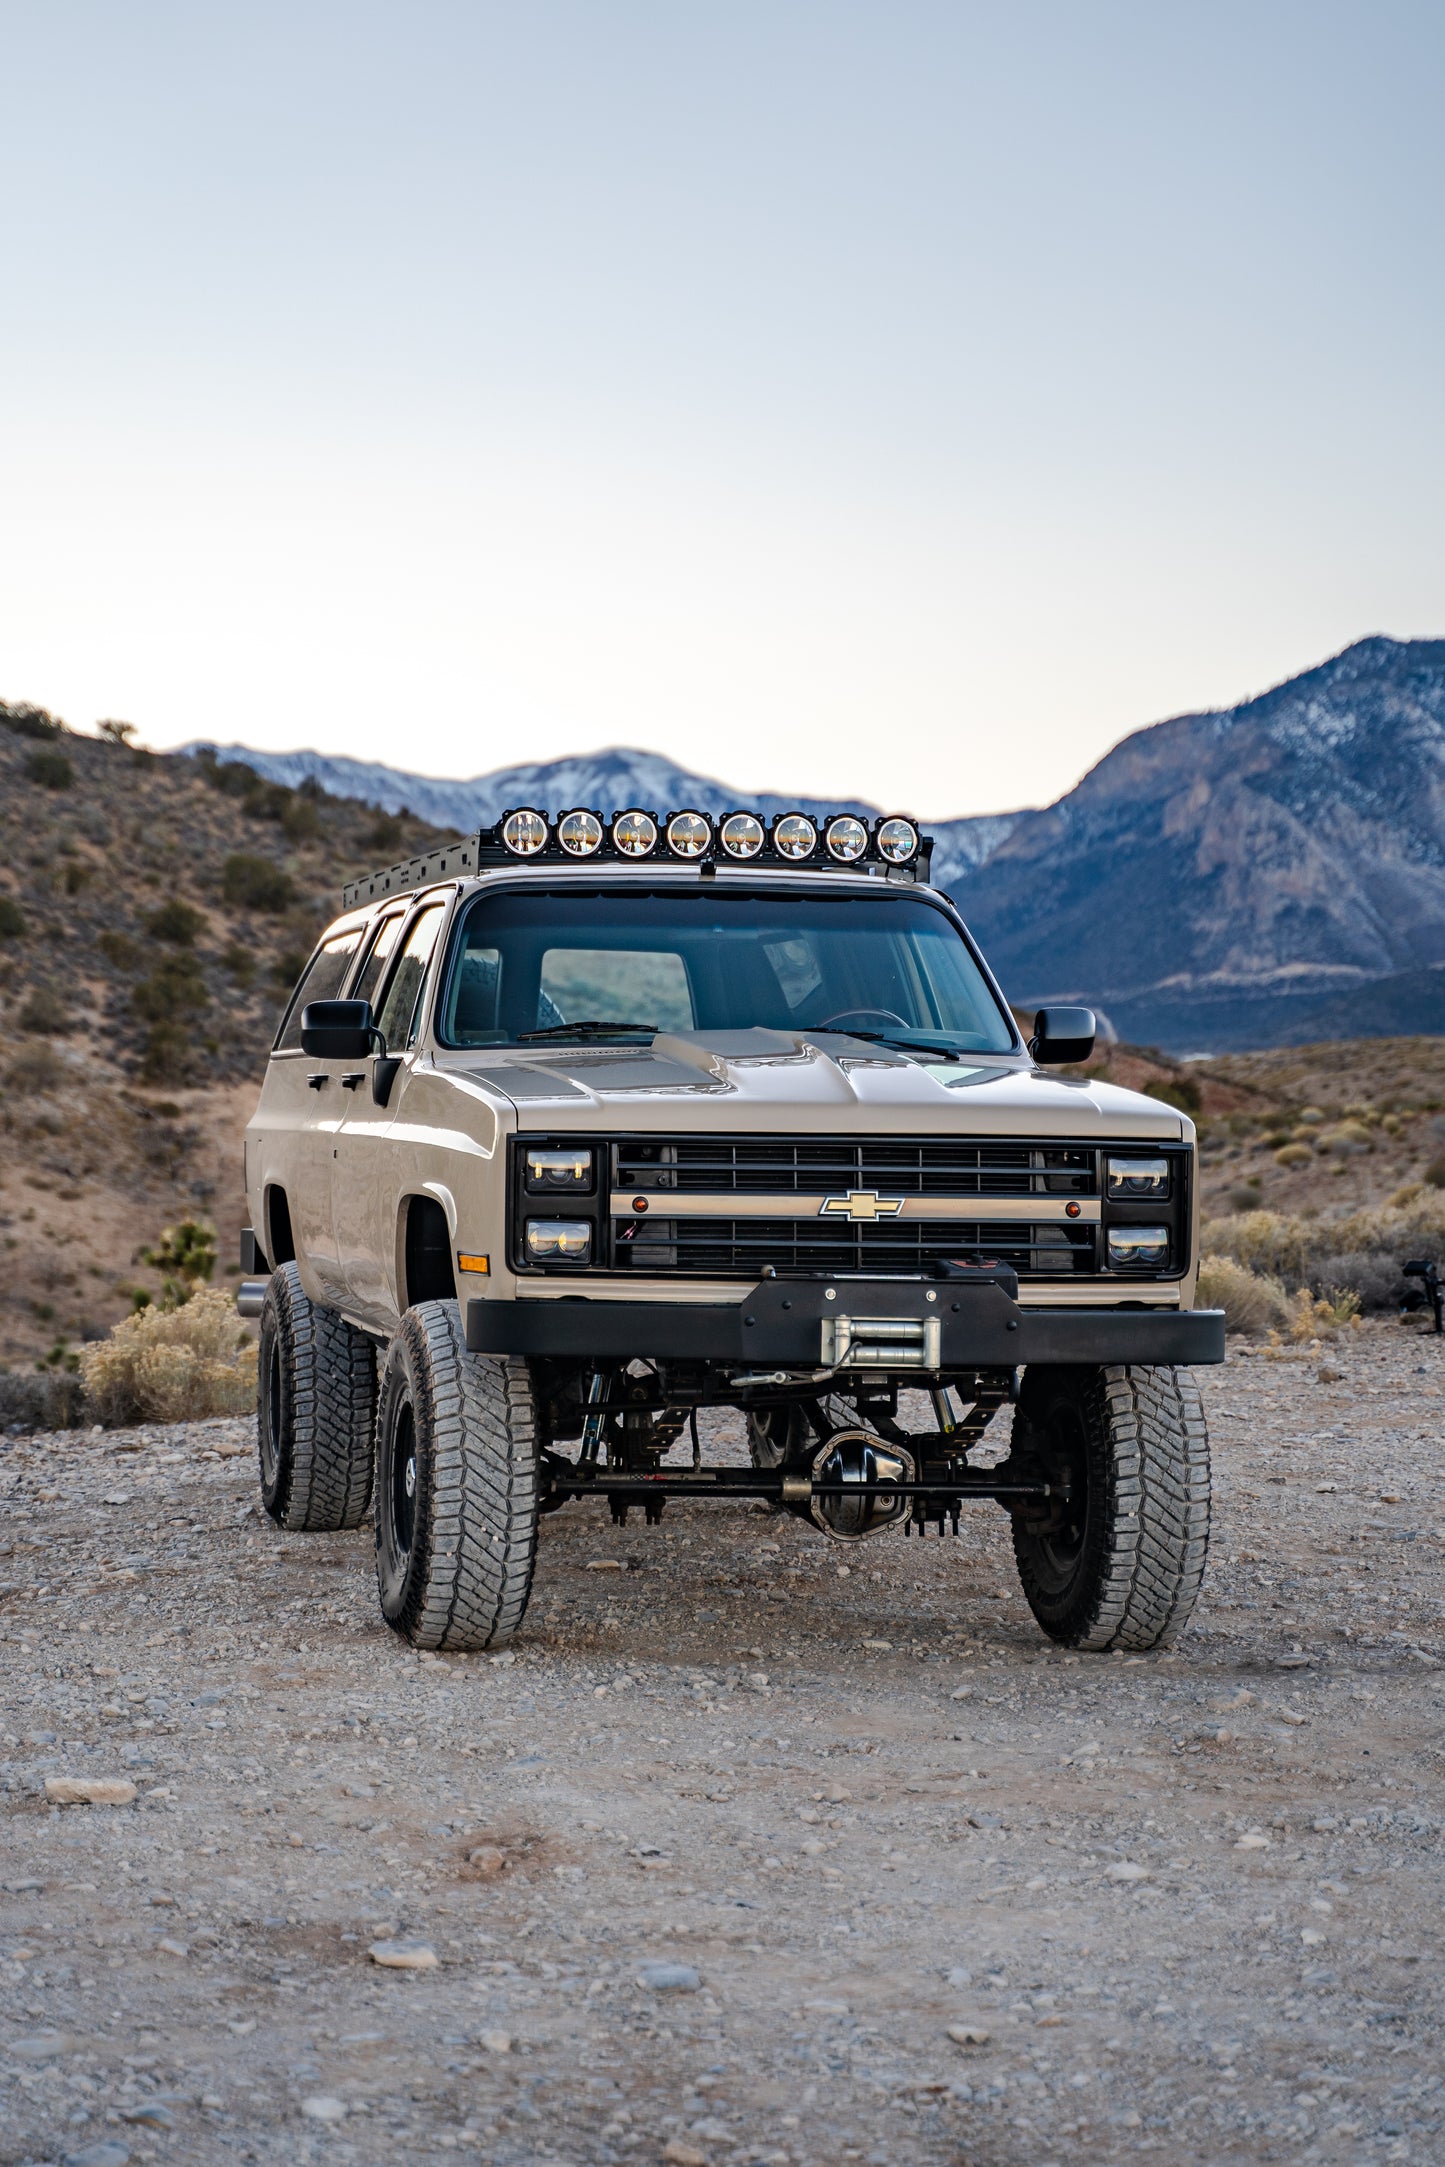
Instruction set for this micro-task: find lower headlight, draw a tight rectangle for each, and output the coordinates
[525,1220,593,1262]
[1107,1225,1170,1269]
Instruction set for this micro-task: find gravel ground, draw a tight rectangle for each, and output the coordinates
[2,1324,1443,2167]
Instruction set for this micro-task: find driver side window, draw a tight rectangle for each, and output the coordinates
[375,903,446,1050]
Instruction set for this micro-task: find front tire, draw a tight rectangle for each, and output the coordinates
[1010,1364,1210,1651]
[374,1302,539,1650]
[257,1262,376,1531]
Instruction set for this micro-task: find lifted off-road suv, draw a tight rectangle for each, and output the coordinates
[241,805,1223,1654]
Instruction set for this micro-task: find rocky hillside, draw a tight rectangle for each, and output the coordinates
[953,636,1445,1049]
[0,707,448,1372]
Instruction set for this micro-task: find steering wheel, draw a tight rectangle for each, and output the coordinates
[817,1007,909,1032]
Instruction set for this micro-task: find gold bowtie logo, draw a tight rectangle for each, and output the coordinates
[819,1190,905,1222]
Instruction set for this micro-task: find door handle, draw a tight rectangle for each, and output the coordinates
[307,1073,330,1090]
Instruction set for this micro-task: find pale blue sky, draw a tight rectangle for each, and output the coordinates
[2,2,1441,813]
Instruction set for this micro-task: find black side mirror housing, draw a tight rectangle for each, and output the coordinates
[301,999,379,1061]
[1030,1005,1097,1066]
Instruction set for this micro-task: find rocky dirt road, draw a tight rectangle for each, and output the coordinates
[2,1326,1443,2167]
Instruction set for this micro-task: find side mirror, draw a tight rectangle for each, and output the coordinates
[301,999,380,1061]
[1030,1005,1096,1066]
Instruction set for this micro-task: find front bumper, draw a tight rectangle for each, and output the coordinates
[465,1279,1225,1368]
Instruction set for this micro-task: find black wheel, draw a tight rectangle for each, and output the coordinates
[1010,1364,1210,1651]
[745,1392,883,1471]
[256,1262,376,1531]
[374,1301,539,1650]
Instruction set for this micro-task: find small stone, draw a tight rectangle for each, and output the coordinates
[45,1776,137,1806]
[862,1639,893,1652]
[467,1845,507,1877]
[9,2031,74,2061]
[950,1685,973,1700]
[156,1937,188,1958]
[586,1559,624,1572]
[368,1938,438,1970]
[1301,1928,1326,1946]
[1106,1861,1150,1882]
[477,2028,513,2053]
[947,2023,991,2045]
[802,1997,849,2015]
[301,2096,348,2122]
[120,2104,176,2129]
[63,2145,131,2167]
[637,1960,700,1991]
[1235,1832,1271,1851]
[663,2143,709,2166]
[1408,1647,1441,1668]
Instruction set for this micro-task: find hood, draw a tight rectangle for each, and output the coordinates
[442,1028,1187,1140]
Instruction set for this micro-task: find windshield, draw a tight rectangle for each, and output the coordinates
[435,885,1017,1054]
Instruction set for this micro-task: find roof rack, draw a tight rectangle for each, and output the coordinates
[342,807,932,908]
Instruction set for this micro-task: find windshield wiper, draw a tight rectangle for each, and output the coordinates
[517,1020,659,1041]
[818,1027,965,1062]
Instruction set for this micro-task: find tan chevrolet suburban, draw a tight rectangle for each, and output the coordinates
[239,805,1222,1654]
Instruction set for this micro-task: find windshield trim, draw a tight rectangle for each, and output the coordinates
[430,877,1022,1056]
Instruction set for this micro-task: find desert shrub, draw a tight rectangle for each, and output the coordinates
[0,700,63,740]
[282,793,321,841]
[138,1019,193,1083]
[1298,1106,1325,1125]
[0,897,26,938]
[365,812,405,853]
[146,898,205,944]
[1425,1157,1445,1189]
[1196,1254,1290,1336]
[222,853,295,912]
[96,719,137,746]
[1279,1286,1361,1342]
[1318,1120,1372,1157]
[1143,1075,1202,1116]
[219,940,255,983]
[1204,1195,1445,1311]
[98,929,141,971]
[15,987,73,1034]
[132,951,208,1024]
[1273,1141,1312,1168]
[81,1287,256,1425]
[1226,1183,1263,1211]
[0,1368,86,1432]
[1307,1251,1407,1311]
[25,747,74,789]
[141,1218,217,1305]
[5,1043,65,1092]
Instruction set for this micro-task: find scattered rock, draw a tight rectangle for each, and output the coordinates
[368,1938,438,1970]
[637,1961,700,1992]
[467,1844,508,1877]
[663,2143,709,2166]
[301,2096,348,2122]
[947,2023,991,2045]
[63,2145,131,2167]
[1106,1861,1150,1882]
[45,1776,137,1806]
[477,2028,514,2053]
[1235,1833,1271,1851]
[120,2103,176,2129]
[9,2030,74,2061]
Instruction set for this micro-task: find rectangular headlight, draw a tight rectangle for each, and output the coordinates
[525,1146,595,1193]
[1107,1225,1170,1270]
[524,1219,592,1262]
[1107,1155,1171,1200]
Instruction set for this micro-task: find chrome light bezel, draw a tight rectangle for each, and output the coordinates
[1107,1155,1172,1200]
[557,809,604,857]
[524,1219,593,1262]
[666,809,713,858]
[773,813,818,860]
[720,811,765,858]
[612,809,658,858]
[523,1146,596,1194]
[1106,1224,1171,1270]
[825,815,869,862]
[876,816,919,863]
[501,808,549,856]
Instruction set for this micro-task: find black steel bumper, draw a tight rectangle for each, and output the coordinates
[464,1280,1226,1368]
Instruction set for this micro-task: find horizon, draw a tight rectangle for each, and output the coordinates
[3,4,1442,815]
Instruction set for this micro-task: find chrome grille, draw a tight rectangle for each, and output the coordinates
[615,1138,1095,1198]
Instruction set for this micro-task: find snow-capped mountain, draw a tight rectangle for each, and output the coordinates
[179,740,1023,891]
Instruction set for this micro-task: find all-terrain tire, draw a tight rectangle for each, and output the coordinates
[257,1262,376,1531]
[1011,1363,1210,1651]
[374,1301,539,1650]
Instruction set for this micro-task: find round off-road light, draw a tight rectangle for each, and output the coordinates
[666,810,712,858]
[612,809,657,858]
[876,817,919,863]
[720,811,764,858]
[502,808,548,856]
[557,809,603,856]
[825,815,869,862]
[773,813,817,860]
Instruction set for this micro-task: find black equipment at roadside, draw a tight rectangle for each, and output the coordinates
[1402,1258,1443,1334]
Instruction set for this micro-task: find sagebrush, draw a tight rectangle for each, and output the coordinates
[1200,1196,1445,1310]
[82,1287,256,1425]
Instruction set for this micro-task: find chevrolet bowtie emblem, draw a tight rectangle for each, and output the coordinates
[819,1190,906,1222]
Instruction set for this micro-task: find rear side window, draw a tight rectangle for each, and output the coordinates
[351,911,406,1011]
[375,903,446,1050]
[273,931,360,1052]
